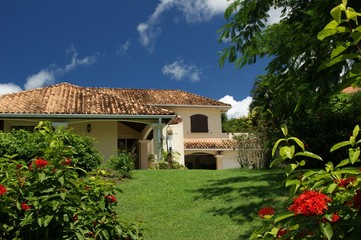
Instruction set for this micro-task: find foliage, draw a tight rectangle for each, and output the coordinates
[148,151,186,170]
[0,122,144,239]
[252,125,361,239]
[221,113,254,133]
[218,0,361,164]
[0,121,102,172]
[106,151,135,179]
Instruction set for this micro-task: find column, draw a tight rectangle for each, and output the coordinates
[138,140,150,169]
[215,154,224,170]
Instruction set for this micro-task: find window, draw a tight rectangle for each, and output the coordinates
[118,138,137,153]
[190,114,208,133]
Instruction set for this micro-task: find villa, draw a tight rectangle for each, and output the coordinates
[0,82,239,169]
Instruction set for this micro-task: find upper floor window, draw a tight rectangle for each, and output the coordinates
[190,114,208,133]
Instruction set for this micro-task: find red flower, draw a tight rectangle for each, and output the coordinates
[63,159,72,166]
[73,214,78,221]
[288,190,332,216]
[21,202,31,211]
[335,177,356,188]
[277,228,288,238]
[105,194,117,203]
[16,164,22,169]
[0,184,7,196]
[34,158,49,168]
[258,207,275,218]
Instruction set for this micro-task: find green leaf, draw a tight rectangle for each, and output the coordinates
[323,20,340,30]
[330,42,352,59]
[330,141,350,152]
[349,148,360,164]
[317,26,350,40]
[289,137,304,150]
[38,172,46,182]
[295,151,323,161]
[336,158,351,168]
[60,192,67,200]
[321,222,333,240]
[325,162,334,172]
[280,146,295,160]
[352,125,360,139]
[270,157,284,168]
[330,4,342,23]
[299,160,306,166]
[281,125,288,137]
[285,163,298,175]
[327,182,338,194]
[286,179,301,188]
[274,212,294,223]
[319,53,359,70]
[272,138,286,157]
[58,176,64,186]
[43,215,54,227]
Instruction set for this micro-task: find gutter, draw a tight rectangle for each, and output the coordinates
[0,113,175,120]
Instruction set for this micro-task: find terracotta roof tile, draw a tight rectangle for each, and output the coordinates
[0,83,174,116]
[184,138,236,150]
[341,86,361,94]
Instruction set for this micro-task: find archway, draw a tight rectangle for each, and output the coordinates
[185,153,216,169]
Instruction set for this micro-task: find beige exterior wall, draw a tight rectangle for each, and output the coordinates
[70,121,118,160]
[164,107,228,139]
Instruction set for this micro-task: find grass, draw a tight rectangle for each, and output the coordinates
[116,169,288,240]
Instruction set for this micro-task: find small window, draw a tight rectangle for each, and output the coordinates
[190,114,208,133]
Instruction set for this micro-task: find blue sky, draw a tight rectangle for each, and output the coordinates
[0,0,280,118]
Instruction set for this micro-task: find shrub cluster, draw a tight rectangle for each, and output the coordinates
[105,151,135,179]
[0,122,143,239]
[0,121,102,172]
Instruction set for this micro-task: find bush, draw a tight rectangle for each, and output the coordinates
[149,151,187,169]
[252,125,361,239]
[0,122,143,239]
[106,151,135,179]
[0,121,102,172]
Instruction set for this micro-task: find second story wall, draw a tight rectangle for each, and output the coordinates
[165,107,228,139]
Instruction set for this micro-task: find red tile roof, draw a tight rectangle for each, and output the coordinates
[184,138,236,150]
[0,83,174,116]
[0,83,230,116]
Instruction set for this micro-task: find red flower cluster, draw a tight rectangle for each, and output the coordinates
[258,207,275,218]
[335,177,356,188]
[288,190,332,216]
[0,184,7,196]
[21,202,31,211]
[105,194,117,203]
[62,159,72,166]
[34,158,49,168]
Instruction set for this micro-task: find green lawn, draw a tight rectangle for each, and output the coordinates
[117,169,287,240]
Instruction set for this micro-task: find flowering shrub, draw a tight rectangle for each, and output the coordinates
[0,123,143,239]
[251,125,361,239]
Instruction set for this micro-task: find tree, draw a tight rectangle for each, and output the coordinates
[218,0,361,162]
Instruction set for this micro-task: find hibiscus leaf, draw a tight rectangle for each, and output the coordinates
[321,222,333,240]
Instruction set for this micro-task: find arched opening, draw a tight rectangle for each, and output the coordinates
[185,153,216,169]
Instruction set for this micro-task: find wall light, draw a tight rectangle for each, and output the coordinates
[87,123,91,133]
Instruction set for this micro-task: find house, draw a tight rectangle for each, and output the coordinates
[0,82,239,169]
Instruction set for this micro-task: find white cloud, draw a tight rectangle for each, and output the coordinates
[116,39,131,56]
[137,0,231,51]
[0,47,97,94]
[219,95,252,119]
[24,70,55,90]
[0,83,22,95]
[162,59,202,82]
[24,47,97,90]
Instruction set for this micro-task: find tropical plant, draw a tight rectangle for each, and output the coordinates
[252,125,361,239]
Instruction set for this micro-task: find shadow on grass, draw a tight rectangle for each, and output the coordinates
[188,170,288,239]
